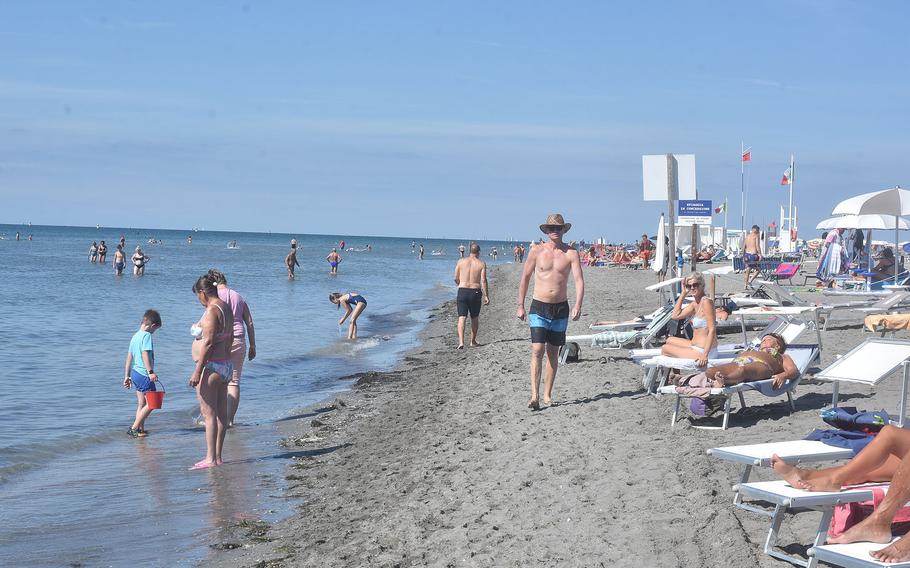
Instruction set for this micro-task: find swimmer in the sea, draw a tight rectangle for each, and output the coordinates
[326,248,342,275]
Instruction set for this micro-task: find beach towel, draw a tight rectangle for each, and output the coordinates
[830,485,910,538]
[804,428,876,455]
[865,313,910,332]
[674,372,714,398]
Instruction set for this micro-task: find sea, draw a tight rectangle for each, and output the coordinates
[0,224,518,567]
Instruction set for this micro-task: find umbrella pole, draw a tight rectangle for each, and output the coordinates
[897,216,901,284]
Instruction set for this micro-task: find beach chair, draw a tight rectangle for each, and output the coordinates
[814,338,910,428]
[733,480,879,568]
[707,440,853,513]
[812,540,910,567]
[630,315,804,362]
[655,344,819,430]
[822,291,910,331]
[635,317,811,394]
[768,261,802,285]
[560,305,675,363]
[588,304,673,333]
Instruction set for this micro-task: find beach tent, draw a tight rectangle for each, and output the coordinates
[832,187,910,282]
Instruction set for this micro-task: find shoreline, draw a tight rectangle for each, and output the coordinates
[202,263,897,567]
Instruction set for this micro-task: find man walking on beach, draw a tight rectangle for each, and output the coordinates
[743,225,762,288]
[517,214,584,410]
[454,243,490,349]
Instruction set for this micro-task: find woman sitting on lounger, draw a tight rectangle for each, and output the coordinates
[771,425,910,561]
[705,333,797,389]
[661,272,717,367]
[871,247,896,282]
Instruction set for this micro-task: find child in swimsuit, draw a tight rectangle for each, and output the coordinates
[329,292,367,339]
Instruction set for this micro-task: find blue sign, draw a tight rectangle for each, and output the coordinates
[677,199,712,226]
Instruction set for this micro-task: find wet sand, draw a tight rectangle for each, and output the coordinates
[203,262,898,567]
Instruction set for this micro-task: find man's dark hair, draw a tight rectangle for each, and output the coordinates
[752,225,760,232]
[143,309,162,327]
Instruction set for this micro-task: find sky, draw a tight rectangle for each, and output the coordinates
[0,1,907,241]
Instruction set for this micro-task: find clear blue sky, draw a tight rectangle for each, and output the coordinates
[1,1,906,241]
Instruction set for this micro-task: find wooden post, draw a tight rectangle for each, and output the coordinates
[691,224,698,272]
[666,154,678,283]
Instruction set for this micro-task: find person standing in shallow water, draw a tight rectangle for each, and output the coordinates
[454,243,490,349]
[286,239,300,280]
[113,245,126,276]
[98,241,108,264]
[326,248,342,275]
[517,214,584,410]
[89,241,98,263]
[458,243,466,258]
[207,269,256,428]
[188,274,234,470]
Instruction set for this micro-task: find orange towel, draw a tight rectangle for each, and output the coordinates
[865,314,910,331]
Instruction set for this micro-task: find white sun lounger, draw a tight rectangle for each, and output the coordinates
[822,291,910,331]
[814,338,910,428]
[630,316,806,362]
[708,440,853,514]
[812,540,910,568]
[734,480,879,568]
[655,344,819,430]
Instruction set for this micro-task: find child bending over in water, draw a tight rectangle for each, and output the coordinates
[329,292,367,339]
[123,309,162,437]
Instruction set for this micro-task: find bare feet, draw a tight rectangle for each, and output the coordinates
[770,454,811,489]
[470,340,480,347]
[456,344,464,350]
[870,534,910,562]
[528,399,540,411]
[542,397,552,406]
[827,514,893,545]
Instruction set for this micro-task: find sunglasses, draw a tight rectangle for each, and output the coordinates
[685,283,701,289]
[542,225,564,233]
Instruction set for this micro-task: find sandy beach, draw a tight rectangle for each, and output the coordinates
[203,262,898,567]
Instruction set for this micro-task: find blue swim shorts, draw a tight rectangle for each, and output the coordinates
[130,369,157,393]
[528,299,570,346]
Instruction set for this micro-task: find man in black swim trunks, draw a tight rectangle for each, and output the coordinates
[454,243,490,349]
[743,224,762,288]
[517,214,584,410]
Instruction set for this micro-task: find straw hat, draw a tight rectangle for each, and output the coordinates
[539,213,572,234]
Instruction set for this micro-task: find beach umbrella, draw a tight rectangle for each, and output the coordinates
[832,187,910,281]
[652,214,665,274]
[815,214,910,230]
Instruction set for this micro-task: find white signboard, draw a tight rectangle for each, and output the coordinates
[642,154,697,201]
[677,200,712,226]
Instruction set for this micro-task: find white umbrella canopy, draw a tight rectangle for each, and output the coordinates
[816,214,910,230]
[831,187,909,281]
[832,187,910,216]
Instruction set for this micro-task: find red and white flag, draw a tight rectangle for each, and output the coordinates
[742,148,751,162]
[781,165,792,185]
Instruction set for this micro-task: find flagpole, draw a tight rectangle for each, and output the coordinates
[740,141,745,233]
[788,154,795,252]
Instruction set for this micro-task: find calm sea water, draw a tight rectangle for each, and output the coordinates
[0,224,517,567]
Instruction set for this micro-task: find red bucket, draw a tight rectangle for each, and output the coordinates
[145,390,165,410]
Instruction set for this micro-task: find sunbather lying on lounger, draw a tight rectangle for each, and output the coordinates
[704,333,797,389]
[770,424,910,561]
[661,272,717,366]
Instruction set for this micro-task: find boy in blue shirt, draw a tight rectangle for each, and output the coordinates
[123,309,162,437]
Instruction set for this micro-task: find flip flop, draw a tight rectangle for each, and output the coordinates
[189,460,216,471]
